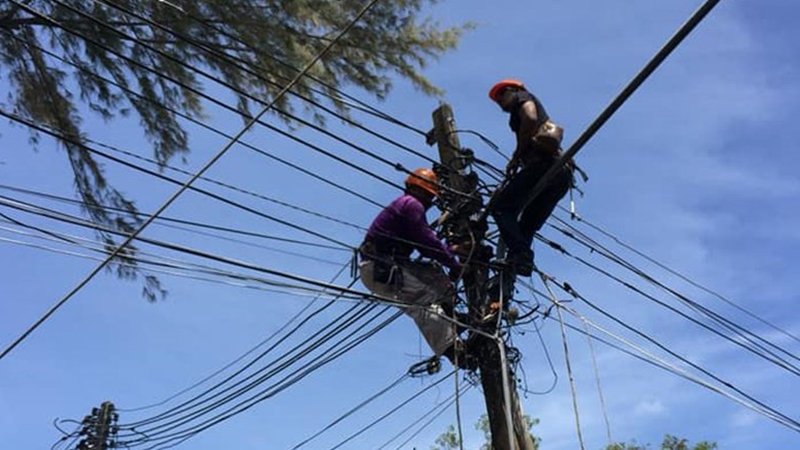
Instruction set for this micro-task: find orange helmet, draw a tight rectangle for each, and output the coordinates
[488,79,525,102]
[405,168,439,196]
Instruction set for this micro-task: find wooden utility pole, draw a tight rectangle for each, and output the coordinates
[78,401,117,450]
[429,104,535,450]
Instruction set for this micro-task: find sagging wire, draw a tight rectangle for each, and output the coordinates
[540,270,800,432]
[291,372,411,449]
[119,261,356,413]
[324,370,456,450]
[539,273,586,450]
[555,208,800,347]
[385,384,474,450]
[536,229,800,376]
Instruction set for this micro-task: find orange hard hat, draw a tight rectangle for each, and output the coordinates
[405,168,439,196]
[488,79,525,102]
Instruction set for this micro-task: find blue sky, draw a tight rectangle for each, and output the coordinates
[1,1,798,449]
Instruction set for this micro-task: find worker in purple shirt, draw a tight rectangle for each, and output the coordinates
[360,168,473,369]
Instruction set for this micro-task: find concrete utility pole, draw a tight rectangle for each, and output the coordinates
[78,401,117,450]
[429,104,535,450]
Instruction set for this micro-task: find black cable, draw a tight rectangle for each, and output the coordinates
[548,218,800,368]
[20,1,478,201]
[0,31,384,208]
[375,383,472,450]
[92,0,439,166]
[325,370,456,450]
[0,196,400,307]
[556,209,800,346]
[36,0,405,191]
[543,272,800,432]
[123,309,403,450]
[152,0,431,138]
[0,107,354,250]
[0,183,349,252]
[291,372,410,449]
[119,302,379,433]
[1,37,488,266]
[538,229,800,376]
[119,263,354,413]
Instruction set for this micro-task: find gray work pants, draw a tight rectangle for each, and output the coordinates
[360,259,456,356]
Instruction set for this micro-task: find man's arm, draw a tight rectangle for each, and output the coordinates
[506,100,539,176]
[401,200,462,271]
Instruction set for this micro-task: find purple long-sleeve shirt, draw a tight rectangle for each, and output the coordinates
[365,194,461,271]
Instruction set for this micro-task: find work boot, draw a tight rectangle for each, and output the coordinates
[442,339,477,371]
[509,249,534,277]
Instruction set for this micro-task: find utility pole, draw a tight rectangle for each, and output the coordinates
[429,104,535,450]
[77,401,117,450]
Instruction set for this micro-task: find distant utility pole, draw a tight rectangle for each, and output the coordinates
[429,104,535,450]
[77,401,118,450]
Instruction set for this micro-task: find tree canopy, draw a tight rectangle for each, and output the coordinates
[0,0,467,299]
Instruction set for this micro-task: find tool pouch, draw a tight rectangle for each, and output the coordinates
[373,259,403,287]
[532,119,564,154]
[360,240,403,287]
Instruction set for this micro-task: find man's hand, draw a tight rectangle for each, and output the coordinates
[505,157,520,178]
[448,266,464,282]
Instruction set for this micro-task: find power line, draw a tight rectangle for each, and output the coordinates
[0,0,382,361]
[538,271,800,432]
[376,384,473,450]
[555,209,800,346]
[291,372,410,449]
[547,221,800,367]
[0,108,355,249]
[39,0,405,191]
[120,310,404,450]
[91,0,439,166]
[514,0,723,217]
[0,27,384,211]
[536,229,800,376]
[325,370,456,450]
[0,183,351,252]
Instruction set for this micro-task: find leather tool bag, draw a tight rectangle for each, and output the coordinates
[532,119,564,154]
[360,241,403,286]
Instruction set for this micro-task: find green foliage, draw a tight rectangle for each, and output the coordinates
[432,414,540,450]
[431,424,461,450]
[604,434,718,450]
[0,0,467,299]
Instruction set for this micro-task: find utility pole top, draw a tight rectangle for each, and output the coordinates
[430,104,535,450]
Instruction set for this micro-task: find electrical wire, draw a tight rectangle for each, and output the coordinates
[580,314,613,446]
[93,0,439,166]
[377,384,474,450]
[542,292,800,432]
[555,209,800,346]
[123,310,404,450]
[325,370,456,450]
[118,261,355,413]
[539,275,586,450]
[0,108,354,250]
[549,216,800,366]
[291,372,410,449]
[0,183,351,252]
[536,230,800,376]
[1,24,385,210]
[537,271,800,431]
[39,0,406,191]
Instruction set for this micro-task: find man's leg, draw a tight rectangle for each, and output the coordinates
[491,168,537,257]
[520,165,572,247]
[396,262,458,356]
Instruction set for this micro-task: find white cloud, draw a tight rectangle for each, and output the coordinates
[634,398,667,416]
[731,410,759,428]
